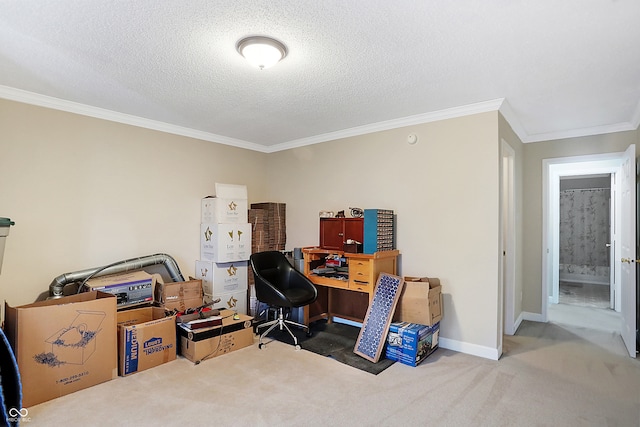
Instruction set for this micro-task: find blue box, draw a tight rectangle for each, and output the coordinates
[385,322,439,367]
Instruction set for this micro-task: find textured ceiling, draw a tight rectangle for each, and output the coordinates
[1,1,639,152]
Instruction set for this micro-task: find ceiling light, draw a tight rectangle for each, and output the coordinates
[236,36,287,70]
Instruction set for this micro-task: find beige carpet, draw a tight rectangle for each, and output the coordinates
[27,317,640,426]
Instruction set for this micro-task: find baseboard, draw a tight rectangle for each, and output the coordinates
[439,337,500,361]
[521,311,545,323]
[514,312,524,331]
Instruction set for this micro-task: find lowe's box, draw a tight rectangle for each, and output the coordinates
[200,223,252,263]
[201,183,248,224]
[117,307,176,376]
[393,277,443,326]
[385,321,440,367]
[179,309,253,364]
[3,291,117,407]
[195,260,248,296]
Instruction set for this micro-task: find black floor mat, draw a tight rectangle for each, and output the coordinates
[258,319,395,375]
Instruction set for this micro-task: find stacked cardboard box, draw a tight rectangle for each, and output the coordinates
[248,202,286,315]
[250,202,286,251]
[197,183,250,315]
[387,276,443,367]
[249,208,268,255]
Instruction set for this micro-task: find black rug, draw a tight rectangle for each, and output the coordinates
[258,319,395,375]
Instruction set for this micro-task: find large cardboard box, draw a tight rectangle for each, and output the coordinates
[85,270,154,308]
[204,290,248,315]
[154,279,203,312]
[385,321,440,367]
[3,291,117,407]
[201,183,249,224]
[117,307,176,376]
[195,260,248,296]
[393,277,442,326]
[179,309,253,363]
[200,223,252,263]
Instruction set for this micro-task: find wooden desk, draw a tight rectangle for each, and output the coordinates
[302,247,399,325]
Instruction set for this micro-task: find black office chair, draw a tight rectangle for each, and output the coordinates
[250,251,318,350]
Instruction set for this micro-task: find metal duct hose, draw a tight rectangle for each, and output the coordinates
[48,253,185,299]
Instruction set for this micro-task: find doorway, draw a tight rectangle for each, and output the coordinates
[542,152,634,347]
[558,174,613,310]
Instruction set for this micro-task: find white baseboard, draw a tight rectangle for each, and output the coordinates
[439,337,500,361]
[521,311,545,323]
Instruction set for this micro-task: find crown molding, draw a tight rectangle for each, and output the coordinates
[524,121,638,143]
[0,85,269,153]
[268,98,505,153]
[3,85,638,152]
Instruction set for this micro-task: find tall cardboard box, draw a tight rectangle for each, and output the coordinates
[179,309,253,363]
[117,307,177,376]
[3,291,117,407]
[393,277,443,326]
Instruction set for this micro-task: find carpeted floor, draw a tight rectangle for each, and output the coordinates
[258,319,395,374]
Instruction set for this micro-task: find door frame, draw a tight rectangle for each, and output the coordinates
[501,140,516,336]
[542,152,626,321]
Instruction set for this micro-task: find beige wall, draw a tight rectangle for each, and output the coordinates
[0,99,268,307]
[521,130,640,314]
[266,112,503,356]
[6,96,578,359]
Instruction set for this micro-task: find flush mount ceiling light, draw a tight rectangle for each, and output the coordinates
[236,36,287,70]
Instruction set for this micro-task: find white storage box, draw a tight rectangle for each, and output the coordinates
[195,260,248,296]
[200,223,251,263]
[201,183,248,224]
[204,290,248,315]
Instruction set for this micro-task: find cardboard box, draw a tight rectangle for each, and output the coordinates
[154,279,203,312]
[201,184,248,224]
[200,223,252,263]
[3,291,117,407]
[385,322,440,367]
[204,290,248,315]
[393,277,443,326]
[179,309,254,363]
[85,270,154,308]
[117,307,176,376]
[195,260,248,296]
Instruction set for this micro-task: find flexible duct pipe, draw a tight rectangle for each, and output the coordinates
[48,253,185,299]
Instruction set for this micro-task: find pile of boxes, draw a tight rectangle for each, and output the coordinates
[386,276,443,367]
[197,183,251,315]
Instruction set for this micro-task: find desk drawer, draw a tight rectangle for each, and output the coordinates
[349,279,372,292]
[349,260,370,280]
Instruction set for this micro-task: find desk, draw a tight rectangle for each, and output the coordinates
[302,247,399,325]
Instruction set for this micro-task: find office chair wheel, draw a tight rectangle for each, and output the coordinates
[305,330,313,338]
[259,343,265,349]
[295,344,301,351]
